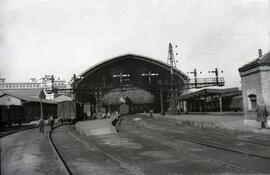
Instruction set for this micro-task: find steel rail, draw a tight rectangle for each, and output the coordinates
[48,124,73,175]
[128,121,254,173]
[0,125,37,138]
[136,119,270,160]
[67,130,145,175]
[164,119,270,148]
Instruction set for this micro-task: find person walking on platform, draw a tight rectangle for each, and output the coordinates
[38,117,45,133]
[256,98,269,129]
[115,102,129,132]
[48,115,54,131]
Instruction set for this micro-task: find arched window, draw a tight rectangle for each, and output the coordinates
[248,94,257,111]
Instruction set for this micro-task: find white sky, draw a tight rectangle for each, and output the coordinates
[0,0,269,87]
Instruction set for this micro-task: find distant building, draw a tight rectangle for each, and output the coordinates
[0,75,69,98]
[238,49,270,126]
[30,75,67,91]
[0,81,41,95]
[0,78,6,83]
[0,93,57,124]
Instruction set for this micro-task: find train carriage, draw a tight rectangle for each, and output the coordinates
[57,101,83,123]
[0,105,24,128]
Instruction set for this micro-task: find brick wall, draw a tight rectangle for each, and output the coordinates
[240,65,270,120]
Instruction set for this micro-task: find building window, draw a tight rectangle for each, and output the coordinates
[248,94,257,111]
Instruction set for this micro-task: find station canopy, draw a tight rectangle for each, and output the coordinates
[179,86,241,100]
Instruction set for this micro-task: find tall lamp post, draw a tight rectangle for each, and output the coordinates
[39,89,46,119]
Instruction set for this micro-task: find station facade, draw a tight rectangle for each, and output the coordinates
[239,49,270,126]
[74,54,189,117]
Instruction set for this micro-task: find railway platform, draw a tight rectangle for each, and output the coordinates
[142,113,270,135]
[1,126,66,175]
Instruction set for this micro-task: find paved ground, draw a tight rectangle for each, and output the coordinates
[2,114,270,175]
[143,113,270,134]
[1,126,66,175]
[52,114,270,174]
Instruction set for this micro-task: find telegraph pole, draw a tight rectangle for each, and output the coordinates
[208,68,223,86]
[51,75,55,93]
[167,43,177,115]
[71,74,77,100]
[187,69,202,88]
[39,89,46,119]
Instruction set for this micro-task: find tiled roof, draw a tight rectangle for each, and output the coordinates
[4,89,41,97]
[239,52,270,72]
[0,93,57,104]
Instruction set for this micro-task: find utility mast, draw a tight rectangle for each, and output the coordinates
[167,43,177,68]
[167,43,177,115]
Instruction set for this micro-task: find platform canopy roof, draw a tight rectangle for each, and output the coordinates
[180,86,241,100]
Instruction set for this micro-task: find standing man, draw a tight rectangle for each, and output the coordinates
[256,98,269,129]
[116,102,129,132]
[39,117,45,133]
[48,115,54,131]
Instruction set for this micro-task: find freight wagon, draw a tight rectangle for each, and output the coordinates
[0,105,24,128]
[57,101,83,123]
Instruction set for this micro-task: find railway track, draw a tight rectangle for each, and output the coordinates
[0,125,37,138]
[176,120,270,151]
[125,118,270,173]
[49,124,145,175]
[165,117,270,147]
[136,119,270,160]
[48,124,73,175]
[123,120,255,173]
[48,118,270,174]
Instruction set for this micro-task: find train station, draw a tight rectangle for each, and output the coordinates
[1,1,270,174]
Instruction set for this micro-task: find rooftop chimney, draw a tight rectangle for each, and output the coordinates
[258,49,262,57]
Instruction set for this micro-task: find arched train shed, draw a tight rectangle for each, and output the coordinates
[74,54,189,115]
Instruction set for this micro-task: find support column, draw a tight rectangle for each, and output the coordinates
[210,96,214,112]
[159,80,164,115]
[219,95,223,112]
[204,96,207,112]
[199,97,202,112]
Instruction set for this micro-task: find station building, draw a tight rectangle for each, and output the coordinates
[239,49,270,126]
[0,93,57,126]
[0,75,68,96]
[74,54,189,117]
